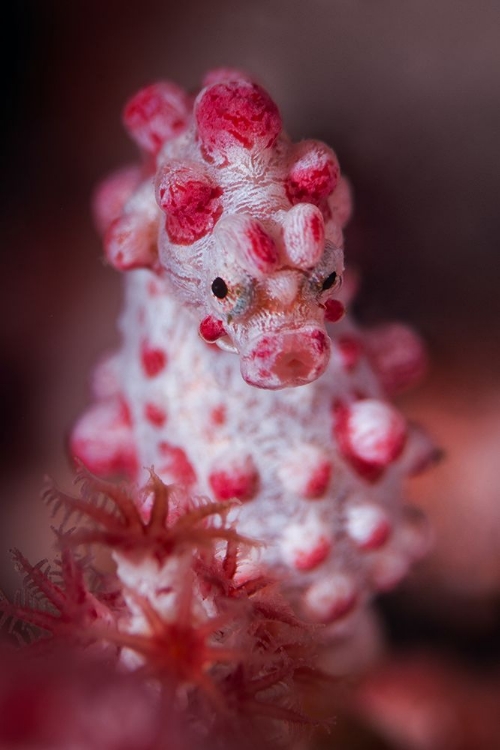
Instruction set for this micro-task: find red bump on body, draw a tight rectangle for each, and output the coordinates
[92,165,142,236]
[144,403,167,427]
[104,213,156,271]
[281,520,332,571]
[304,461,332,498]
[345,503,392,551]
[195,81,282,155]
[141,342,167,377]
[69,397,138,478]
[324,299,345,323]
[277,444,332,499]
[210,405,226,426]
[156,162,223,245]
[293,538,331,571]
[123,82,190,155]
[245,222,279,273]
[214,215,279,276]
[363,323,428,395]
[333,400,407,482]
[199,316,225,343]
[286,141,340,207]
[208,455,259,502]
[337,336,363,371]
[283,203,324,269]
[158,441,196,487]
[304,576,359,624]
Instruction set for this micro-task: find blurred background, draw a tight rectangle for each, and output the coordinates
[1,1,500,747]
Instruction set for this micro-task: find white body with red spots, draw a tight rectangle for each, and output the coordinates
[72,70,433,632]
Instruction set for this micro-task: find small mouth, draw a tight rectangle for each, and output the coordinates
[240,327,331,389]
[274,352,319,383]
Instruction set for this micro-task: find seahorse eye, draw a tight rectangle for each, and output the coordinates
[321,271,337,291]
[212,277,229,299]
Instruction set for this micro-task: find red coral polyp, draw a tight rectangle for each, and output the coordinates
[44,467,248,562]
[0,549,116,645]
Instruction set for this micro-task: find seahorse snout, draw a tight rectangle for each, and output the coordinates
[240,327,331,389]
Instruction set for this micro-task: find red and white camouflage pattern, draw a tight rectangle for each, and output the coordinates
[71,69,434,638]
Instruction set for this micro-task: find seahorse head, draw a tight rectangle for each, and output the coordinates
[102,71,352,389]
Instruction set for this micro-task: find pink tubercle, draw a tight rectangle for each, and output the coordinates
[208,455,259,502]
[304,461,332,498]
[92,165,142,236]
[304,576,359,624]
[156,162,223,245]
[144,403,167,427]
[69,397,138,478]
[345,503,392,551]
[123,81,190,155]
[210,405,226,426]
[333,399,407,482]
[286,141,340,207]
[364,323,428,395]
[277,445,333,499]
[157,441,197,487]
[324,299,345,323]
[199,316,225,343]
[283,203,325,269]
[195,81,282,155]
[104,214,156,271]
[244,222,280,273]
[140,343,167,378]
[337,336,363,371]
[293,538,331,571]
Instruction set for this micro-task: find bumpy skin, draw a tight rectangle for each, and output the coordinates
[71,69,434,631]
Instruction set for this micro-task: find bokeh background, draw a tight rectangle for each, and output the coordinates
[1,1,500,747]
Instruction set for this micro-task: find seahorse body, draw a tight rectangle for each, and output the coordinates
[71,69,433,631]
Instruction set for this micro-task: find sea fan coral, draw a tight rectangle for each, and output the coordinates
[2,470,328,748]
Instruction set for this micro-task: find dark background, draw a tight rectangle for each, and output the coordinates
[1,1,500,742]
